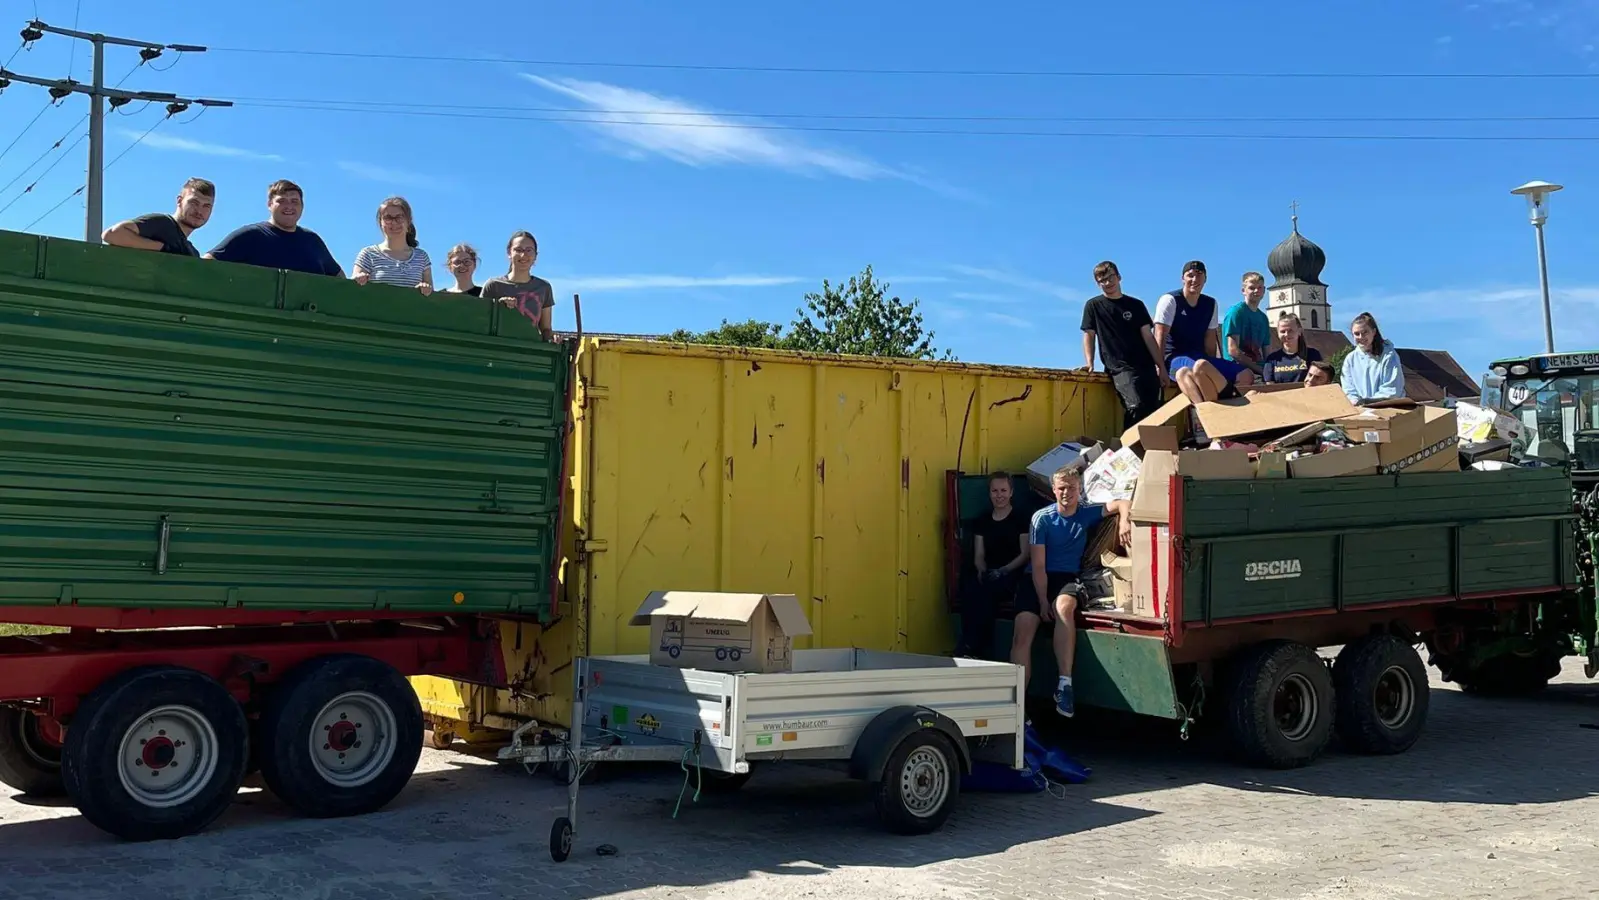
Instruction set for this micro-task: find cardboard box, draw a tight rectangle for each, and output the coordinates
[1128,524,1171,618]
[1337,407,1425,445]
[1121,384,1357,448]
[1377,407,1459,474]
[630,591,813,674]
[1130,448,1255,523]
[1288,443,1380,478]
[1255,451,1289,479]
[1101,550,1134,612]
[1455,402,1525,444]
[1026,441,1087,497]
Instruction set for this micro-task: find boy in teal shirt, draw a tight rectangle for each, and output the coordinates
[1220,271,1271,376]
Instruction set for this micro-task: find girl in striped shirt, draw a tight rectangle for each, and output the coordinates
[352,196,434,294]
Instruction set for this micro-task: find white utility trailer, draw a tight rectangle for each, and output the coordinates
[500,648,1028,861]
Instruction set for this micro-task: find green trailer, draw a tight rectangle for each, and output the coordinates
[0,228,568,840]
[947,465,1595,769]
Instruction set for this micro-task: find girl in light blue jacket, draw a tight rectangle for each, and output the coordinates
[1341,311,1406,404]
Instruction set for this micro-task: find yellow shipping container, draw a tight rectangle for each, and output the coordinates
[413,338,1120,739]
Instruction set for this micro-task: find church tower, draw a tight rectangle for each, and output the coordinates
[1266,211,1332,331]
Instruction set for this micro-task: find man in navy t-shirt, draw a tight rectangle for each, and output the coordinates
[205,179,343,278]
[1153,260,1256,404]
[1010,463,1131,717]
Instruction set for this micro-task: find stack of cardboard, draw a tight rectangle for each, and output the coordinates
[1027,384,1472,621]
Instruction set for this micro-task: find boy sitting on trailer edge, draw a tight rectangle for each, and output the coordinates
[1011,462,1132,717]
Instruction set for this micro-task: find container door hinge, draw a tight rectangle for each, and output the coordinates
[576,538,609,554]
[581,382,610,407]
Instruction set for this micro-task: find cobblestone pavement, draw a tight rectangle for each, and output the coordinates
[1,660,1595,900]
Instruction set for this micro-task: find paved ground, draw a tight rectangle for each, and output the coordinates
[1,660,1595,900]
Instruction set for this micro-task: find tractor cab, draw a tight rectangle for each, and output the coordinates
[1486,351,1599,484]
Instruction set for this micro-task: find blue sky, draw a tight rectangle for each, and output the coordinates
[2,0,1597,380]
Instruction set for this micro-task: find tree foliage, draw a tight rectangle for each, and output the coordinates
[667,266,952,361]
[1327,345,1352,383]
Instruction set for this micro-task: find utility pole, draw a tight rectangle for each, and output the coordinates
[0,20,231,243]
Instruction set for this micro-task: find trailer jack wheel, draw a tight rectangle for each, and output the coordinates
[257,654,423,819]
[550,815,574,862]
[0,707,64,797]
[60,666,249,841]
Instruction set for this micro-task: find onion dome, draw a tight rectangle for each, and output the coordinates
[1267,215,1327,288]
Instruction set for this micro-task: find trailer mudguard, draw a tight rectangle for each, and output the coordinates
[848,705,971,783]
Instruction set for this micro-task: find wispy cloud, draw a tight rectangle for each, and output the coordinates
[951,290,1025,304]
[518,74,971,199]
[335,160,446,190]
[119,130,284,162]
[521,74,889,179]
[949,265,1078,301]
[984,311,1033,329]
[555,273,807,292]
[1470,0,1599,59]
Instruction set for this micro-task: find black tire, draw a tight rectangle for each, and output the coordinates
[60,666,249,841]
[257,654,423,819]
[1223,641,1336,770]
[550,816,574,862]
[1333,636,1430,755]
[873,730,960,835]
[0,707,64,797]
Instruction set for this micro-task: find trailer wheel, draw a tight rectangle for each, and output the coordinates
[60,666,249,841]
[1223,641,1335,770]
[550,816,574,862]
[0,707,64,797]
[1454,651,1564,697]
[873,730,960,835]
[1333,635,1430,755]
[257,654,423,819]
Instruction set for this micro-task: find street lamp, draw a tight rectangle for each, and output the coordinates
[1510,180,1563,354]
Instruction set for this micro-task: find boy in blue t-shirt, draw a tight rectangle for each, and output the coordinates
[1219,271,1272,377]
[1010,464,1132,717]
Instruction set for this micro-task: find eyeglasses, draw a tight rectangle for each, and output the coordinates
[381,214,407,223]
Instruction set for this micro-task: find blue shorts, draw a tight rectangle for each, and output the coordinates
[1168,355,1249,385]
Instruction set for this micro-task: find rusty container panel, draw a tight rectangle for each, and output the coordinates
[414,338,1120,731]
[0,229,567,615]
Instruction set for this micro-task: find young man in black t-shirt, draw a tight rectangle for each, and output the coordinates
[957,472,1031,659]
[1080,260,1167,429]
[101,177,215,256]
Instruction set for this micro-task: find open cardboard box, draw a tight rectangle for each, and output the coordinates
[1121,384,1359,451]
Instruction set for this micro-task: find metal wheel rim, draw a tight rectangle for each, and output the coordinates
[15,711,61,769]
[115,704,220,809]
[308,691,397,788]
[558,824,573,855]
[1373,665,1416,728]
[1273,673,1318,742]
[899,746,950,818]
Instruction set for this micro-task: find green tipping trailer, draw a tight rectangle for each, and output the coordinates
[949,465,1595,769]
[0,227,568,840]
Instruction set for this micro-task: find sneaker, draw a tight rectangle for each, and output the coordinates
[1054,682,1075,718]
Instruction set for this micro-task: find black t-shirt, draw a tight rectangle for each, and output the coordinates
[132,213,198,256]
[972,508,1029,570]
[207,222,343,277]
[1081,294,1155,374]
[1263,345,1324,383]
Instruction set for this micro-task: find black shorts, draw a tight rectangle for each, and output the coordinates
[1011,572,1083,620]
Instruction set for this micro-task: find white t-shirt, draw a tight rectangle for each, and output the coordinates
[354,244,432,288]
[1153,292,1220,329]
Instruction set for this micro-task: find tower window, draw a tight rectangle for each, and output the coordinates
[1311,309,1319,329]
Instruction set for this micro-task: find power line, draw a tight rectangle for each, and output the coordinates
[0,129,87,218]
[0,97,59,166]
[206,45,1599,80]
[1,19,230,242]
[0,116,84,197]
[222,99,1599,142]
[229,95,1599,125]
[23,105,178,231]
